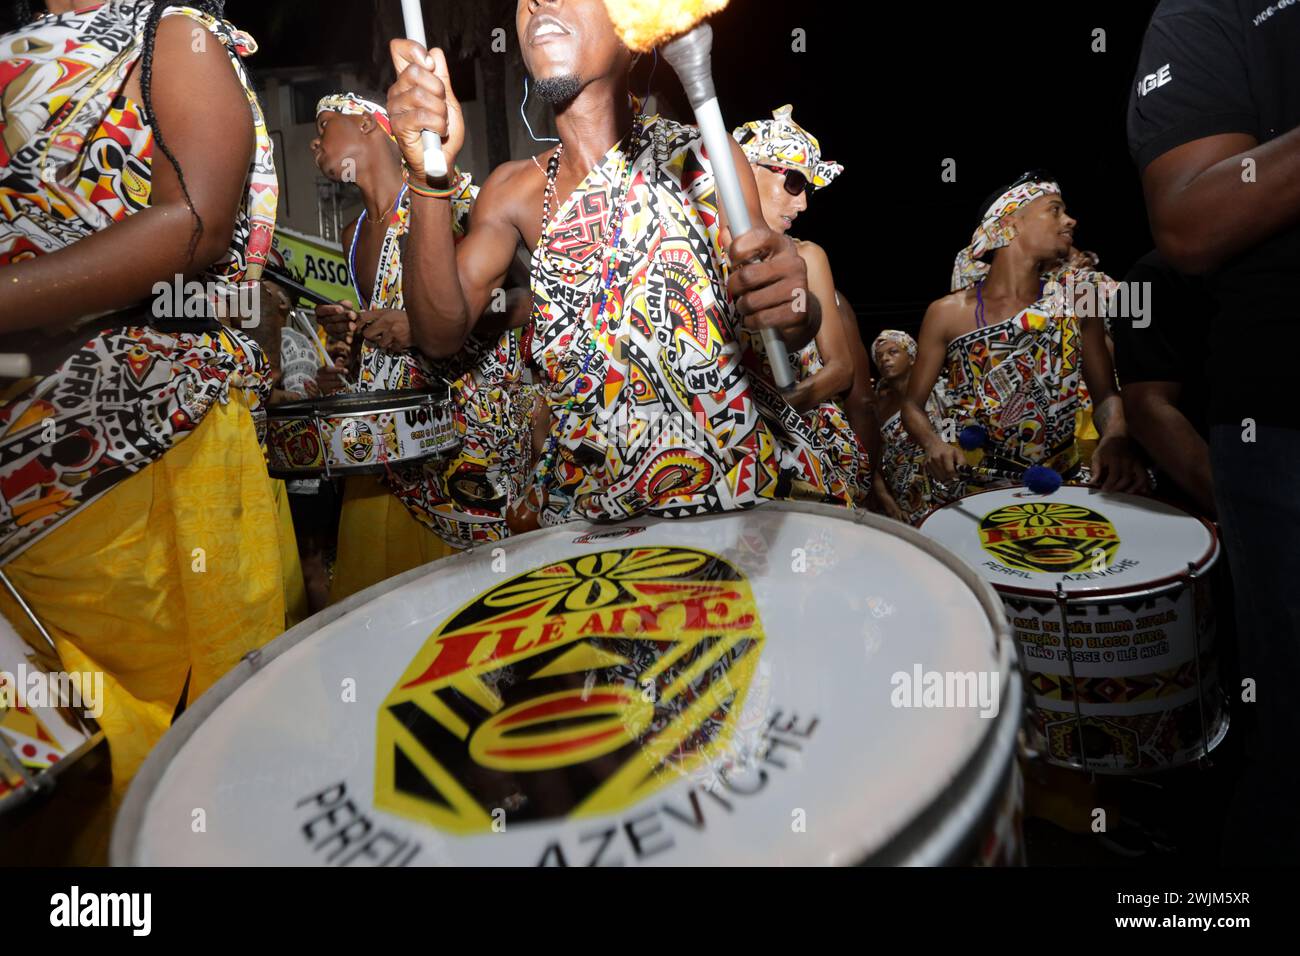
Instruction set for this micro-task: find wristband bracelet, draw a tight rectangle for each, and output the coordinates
[404,164,462,200]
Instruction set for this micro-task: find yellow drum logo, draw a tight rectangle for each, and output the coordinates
[979,501,1120,573]
[375,547,764,833]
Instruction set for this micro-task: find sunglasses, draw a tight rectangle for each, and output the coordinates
[759,165,814,197]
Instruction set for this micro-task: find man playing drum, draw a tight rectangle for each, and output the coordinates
[385,0,849,528]
[309,92,538,602]
[901,173,1149,494]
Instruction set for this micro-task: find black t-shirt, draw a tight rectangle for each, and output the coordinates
[1113,250,1214,438]
[1127,0,1300,429]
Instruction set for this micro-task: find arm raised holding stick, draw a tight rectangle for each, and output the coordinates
[398,0,449,180]
[606,1,801,390]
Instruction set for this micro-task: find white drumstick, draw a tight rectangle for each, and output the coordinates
[293,312,331,366]
[293,311,350,389]
[0,353,31,378]
[661,26,795,390]
[399,0,449,181]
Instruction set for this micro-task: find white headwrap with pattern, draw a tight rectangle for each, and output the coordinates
[732,105,844,190]
[951,179,1061,291]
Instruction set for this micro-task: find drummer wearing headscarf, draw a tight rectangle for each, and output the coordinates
[900,172,1149,492]
[870,330,951,524]
[732,106,872,503]
[310,91,539,604]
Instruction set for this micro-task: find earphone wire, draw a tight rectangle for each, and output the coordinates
[520,76,560,144]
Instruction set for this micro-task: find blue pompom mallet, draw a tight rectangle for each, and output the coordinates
[958,424,988,452]
[1023,465,1063,495]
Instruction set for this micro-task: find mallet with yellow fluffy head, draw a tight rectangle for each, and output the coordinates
[603,0,797,390]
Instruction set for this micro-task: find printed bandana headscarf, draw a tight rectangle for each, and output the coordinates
[872,329,917,363]
[952,179,1061,291]
[732,105,843,190]
[316,92,395,140]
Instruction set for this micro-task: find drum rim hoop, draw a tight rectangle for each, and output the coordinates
[917,484,1221,600]
[268,390,448,417]
[110,501,1017,866]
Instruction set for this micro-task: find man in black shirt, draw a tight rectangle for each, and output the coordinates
[1128,0,1300,862]
[1111,250,1215,516]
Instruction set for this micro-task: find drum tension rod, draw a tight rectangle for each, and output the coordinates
[0,567,59,659]
[1055,581,1091,776]
[1186,561,1212,770]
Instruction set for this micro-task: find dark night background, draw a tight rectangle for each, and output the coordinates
[227,0,1162,344]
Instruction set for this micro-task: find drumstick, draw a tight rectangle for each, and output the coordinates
[399,0,449,181]
[292,311,335,369]
[953,425,1062,493]
[0,354,32,378]
[603,0,796,391]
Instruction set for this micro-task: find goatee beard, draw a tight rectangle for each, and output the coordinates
[534,74,581,106]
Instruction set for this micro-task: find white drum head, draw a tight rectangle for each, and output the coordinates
[919,486,1218,597]
[114,504,1014,866]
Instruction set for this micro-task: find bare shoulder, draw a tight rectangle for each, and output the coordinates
[920,291,972,343]
[473,155,547,227]
[794,239,829,267]
[123,10,244,103]
[479,156,546,202]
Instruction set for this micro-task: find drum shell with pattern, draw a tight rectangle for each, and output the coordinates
[265,391,459,478]
[920,485,1228,774]
[113,504,1022,866]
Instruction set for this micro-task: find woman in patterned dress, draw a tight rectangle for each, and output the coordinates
[309,93,540,603]
[0,0,284,801]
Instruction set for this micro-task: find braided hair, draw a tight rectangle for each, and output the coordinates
[0,0,31,33]
[3,1,233,261]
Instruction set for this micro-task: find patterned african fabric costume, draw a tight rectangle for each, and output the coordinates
[0,2,284,793]
[879,389,949,525]
[527,113,849,524]
[0,1,279,557]
[941,298,1086,477]
[870,331,949,525]
[732,104,843,190]
[793,338,871,504]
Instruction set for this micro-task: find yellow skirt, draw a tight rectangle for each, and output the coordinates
[329,475,457,605]
[0,398,286,798]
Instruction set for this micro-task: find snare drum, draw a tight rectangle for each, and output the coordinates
[113,503,1022,866]
[266,391,459,478]
[921,485,1228,774]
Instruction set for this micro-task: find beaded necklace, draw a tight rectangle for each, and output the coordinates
[347,183,408,309]
[531,111,648,489]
